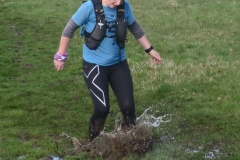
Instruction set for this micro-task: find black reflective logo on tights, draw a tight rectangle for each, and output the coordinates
[83,65,106,107]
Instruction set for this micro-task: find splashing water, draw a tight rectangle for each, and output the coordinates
[136,107,171,127]
[69,107,171,159]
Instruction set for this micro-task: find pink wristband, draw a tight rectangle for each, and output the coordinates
[54,52,68,62]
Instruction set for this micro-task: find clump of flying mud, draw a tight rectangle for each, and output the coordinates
[68,108,170,159]
[73,124,153,159]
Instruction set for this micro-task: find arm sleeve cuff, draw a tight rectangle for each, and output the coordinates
[128,21,144,39]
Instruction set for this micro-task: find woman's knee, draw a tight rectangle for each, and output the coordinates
[120,101,135,114]
[94,107,109,118]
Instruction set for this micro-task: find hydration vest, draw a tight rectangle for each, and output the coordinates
[82,0,128,50]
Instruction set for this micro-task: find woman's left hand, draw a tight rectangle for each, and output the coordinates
[149,50,161,64]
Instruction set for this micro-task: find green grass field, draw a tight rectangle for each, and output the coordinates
[1,0,240,159]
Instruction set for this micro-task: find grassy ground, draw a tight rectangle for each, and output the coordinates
[1,0,240,159]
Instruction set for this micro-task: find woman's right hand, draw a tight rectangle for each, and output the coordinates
[54,59,65,71]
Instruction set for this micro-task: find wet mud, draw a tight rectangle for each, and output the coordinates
[72,123,153,159]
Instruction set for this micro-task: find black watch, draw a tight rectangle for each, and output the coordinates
[144,46,154,53]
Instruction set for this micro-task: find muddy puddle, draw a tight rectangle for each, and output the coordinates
[62,107,171,159]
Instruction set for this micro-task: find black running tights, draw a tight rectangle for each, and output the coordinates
[83,59,136,126]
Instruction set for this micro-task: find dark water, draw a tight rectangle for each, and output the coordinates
[71,107,171,159]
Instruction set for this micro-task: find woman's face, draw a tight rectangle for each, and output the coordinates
[104,0,124,8]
